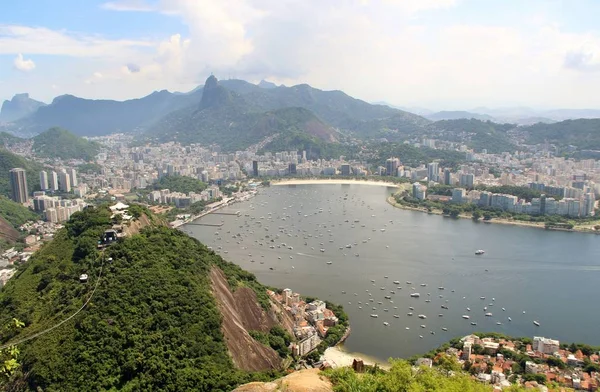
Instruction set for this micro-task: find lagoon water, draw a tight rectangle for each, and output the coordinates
[185,184,600,361]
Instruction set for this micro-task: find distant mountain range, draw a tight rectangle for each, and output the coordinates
[0,93,46,123]
[426,111,495,122]
[2,79,600,151]
[1,77,427,149]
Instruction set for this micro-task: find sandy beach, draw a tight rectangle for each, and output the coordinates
[273,178,401,188]
[323,346,391,370]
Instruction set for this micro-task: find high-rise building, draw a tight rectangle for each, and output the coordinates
[340,164,351,176]
[443,169,452,186]
[288,163,297,175]
[9,168,28,203]
[459,173,475,188]
[67,168,78,186]
[412,182,427,200]
[583,193,596,217]
[427,162,439,182]
[252,161,259,177]
[58,170,71,192]
[49,171,59,191]
[385,158,400,177]
[451,188,466,203]
[39,171,49,190]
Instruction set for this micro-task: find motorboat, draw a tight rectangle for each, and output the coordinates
[475,250,485,255]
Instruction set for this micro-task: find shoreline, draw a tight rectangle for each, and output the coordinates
[272,178,401,188]
[386,196,600,234]
[323,345,390,370]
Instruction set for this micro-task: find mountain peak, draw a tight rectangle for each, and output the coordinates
[0,93,45,122]
[200,75,232,109]
[258,79,277,89]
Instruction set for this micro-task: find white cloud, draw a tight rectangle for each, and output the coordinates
[13,53,35,71]
[0,25,153,58]
[4,0,600,108]
[100,0,156,12]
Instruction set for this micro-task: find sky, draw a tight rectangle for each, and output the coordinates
[2,0,600,110]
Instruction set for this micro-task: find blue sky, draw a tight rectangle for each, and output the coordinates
[2,0,600,110]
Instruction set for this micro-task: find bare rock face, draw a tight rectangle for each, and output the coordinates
[232,369,333,392]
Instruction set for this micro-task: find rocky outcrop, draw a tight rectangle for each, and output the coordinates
[232,369,333,392]
[210,267,282,371]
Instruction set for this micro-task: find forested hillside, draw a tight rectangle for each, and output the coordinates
[0,206,283,391]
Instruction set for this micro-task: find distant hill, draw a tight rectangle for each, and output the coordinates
[426,111,496,122]
[0,148,43,198]
[218,80,429,138]
[143,77,339,150]
[32,127,101,160]
[428,119,517,153]
[523,119,600,149]
[0,132,25,147]
[0,94,46,123]
[10,89,202,137]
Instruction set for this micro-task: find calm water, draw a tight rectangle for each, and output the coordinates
[185,184,600,361]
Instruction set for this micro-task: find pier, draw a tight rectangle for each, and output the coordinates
[186,222,224,227]
[210,211,241,216]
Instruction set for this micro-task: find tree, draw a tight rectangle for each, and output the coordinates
[472,211,481,221]
[0,318,24,387]
[436,354,461,376]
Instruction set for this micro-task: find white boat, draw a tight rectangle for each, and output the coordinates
[533,321,540,326]
[383,322,389,326]
[418,314,427,319]
[442,327,448,331]
[407,312,413,316]
[410,293,420,298]
[370,314,378,318]
[508,317,512,321]
[462,315,470,319]
[393,280,400,285]
[485,312,493,317]
[470,322,477,326]
[475,250,485,255]
[327,261,333,265]
[420,324,426,328]
[406,281,412,284]
[393,315,400,318]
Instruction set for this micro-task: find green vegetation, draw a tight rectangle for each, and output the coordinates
[0,132,25,147]
[324,358,523,391]
[152,175,207,194]
[77,162,102,174]
[0,196,39,228]
[0,148,44,198]
[0,206,282,391]
[32,127,101,160]
[428,119,517,154]
[249,326,293,358]
[524,119,600,149]
[260,132,356,160]
[367,142,467,169]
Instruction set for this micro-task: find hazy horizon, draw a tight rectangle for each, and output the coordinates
[2,0,600,110]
